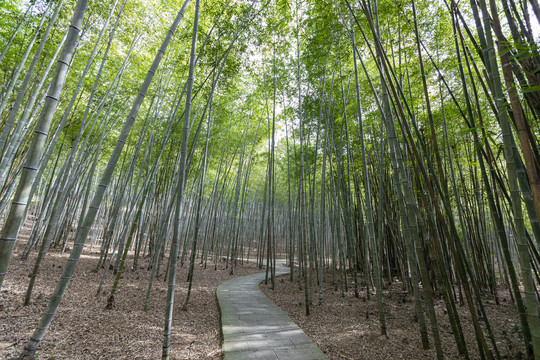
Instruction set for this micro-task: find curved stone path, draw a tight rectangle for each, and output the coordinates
[217,261,328,360]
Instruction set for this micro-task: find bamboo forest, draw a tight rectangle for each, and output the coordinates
[1,0,540,358]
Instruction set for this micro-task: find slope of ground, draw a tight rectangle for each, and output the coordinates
[261,271,527,360]
[1,241,261,360]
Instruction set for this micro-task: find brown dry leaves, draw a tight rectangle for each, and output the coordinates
[261,272,528,360]
[0,243,261,360]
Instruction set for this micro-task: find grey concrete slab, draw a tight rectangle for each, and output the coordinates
[218,260,328,360]
[274,344,329,360]
[225,349,278,360]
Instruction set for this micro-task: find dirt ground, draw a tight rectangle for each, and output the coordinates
[1,232,529,360]
[261,270,528,360]
[0,240,262,360]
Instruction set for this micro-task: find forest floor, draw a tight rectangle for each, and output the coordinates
[0,239,262,360]
[0,235,528,360]
[261,270,528,360]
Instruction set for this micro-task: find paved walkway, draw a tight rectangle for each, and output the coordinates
[217,260,328,360]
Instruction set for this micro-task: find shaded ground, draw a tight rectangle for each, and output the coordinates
[261,271,528,360]
[0,239,261,360]
[1,231,528,360]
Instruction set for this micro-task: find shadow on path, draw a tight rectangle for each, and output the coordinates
[217,260,328,360]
